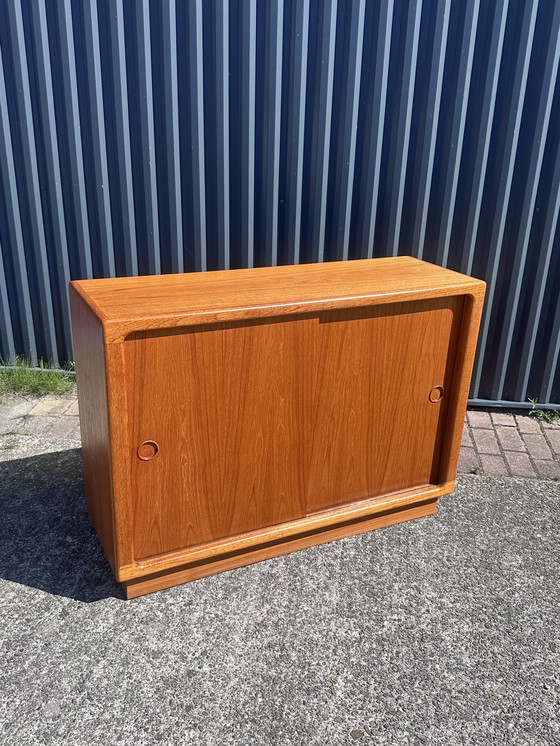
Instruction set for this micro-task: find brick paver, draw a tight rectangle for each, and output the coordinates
[472,428,501,455]
[461,427,474,449]
[461,407,560,480]
[533,459,560,479]
[495,426,526,452]
[503,451,536,478]
[521,433,553,460]
[479,454,509,476]
[458,447,481,473]
[543,428,560,455]
[467,410,492,429]
[515,415,542,433]
[490,412,516,427]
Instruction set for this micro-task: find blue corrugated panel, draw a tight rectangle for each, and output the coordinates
[0,0,558,407]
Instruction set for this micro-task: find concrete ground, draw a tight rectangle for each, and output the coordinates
[1,396,559,745]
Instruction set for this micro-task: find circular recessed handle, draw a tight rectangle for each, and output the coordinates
[429,386,444,403]
[137,440,159,461]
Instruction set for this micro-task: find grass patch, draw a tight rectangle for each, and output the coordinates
[528,399,560,424]
[0,357,76,397]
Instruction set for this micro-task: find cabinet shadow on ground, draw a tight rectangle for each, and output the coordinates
[0,447,124,602]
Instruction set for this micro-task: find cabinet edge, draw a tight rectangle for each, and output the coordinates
[69,286,117,573]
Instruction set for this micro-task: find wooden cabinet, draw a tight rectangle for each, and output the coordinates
[70,257,485,598]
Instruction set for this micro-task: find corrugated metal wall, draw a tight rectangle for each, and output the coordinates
[0,0,559,408]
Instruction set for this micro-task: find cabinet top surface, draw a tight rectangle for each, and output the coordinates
[71,257,485,328]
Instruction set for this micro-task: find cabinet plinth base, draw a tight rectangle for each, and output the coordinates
[122,497,438,599]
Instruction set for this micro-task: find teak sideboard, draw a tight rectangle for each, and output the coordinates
[69,257,485,598]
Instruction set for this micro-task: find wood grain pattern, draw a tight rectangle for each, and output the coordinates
[118,484,448,581]
[306,299,462,511]
[69,286,116,571]
[122,498,438,599]
[435,293,486,484]
[126,298,461,560]
[69,257,486,597]
[71,257,483,342]
[126,316,311,558]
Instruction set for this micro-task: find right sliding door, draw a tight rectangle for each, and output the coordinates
[306,296,464,513]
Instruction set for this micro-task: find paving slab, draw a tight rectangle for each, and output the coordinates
[533,459,560,479]
[0,396,41,434]
[467,410,492,428]
[472,427,501,455]
[457,446,480,473]
[63,399,79,416]
[503,450,536,479]
[543,427,560,454]
[479,453,509,476]
[16,415,59,437]
[515,415,542,433]
[495,426,526,452]
[521,433,553,460]
[29,395,75,417]
[0,435,559,746]
[461,425,474,448]
[49,415,80,439]
[490,411,516,427]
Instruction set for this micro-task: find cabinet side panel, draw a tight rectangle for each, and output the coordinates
[69,287,115,571]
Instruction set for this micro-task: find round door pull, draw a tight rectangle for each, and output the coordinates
[429,386,444,403]
[137,440,159,461]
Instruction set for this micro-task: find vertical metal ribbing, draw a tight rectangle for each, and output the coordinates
[411,0,451,260]
[0,46,36,362]
[161,0,183,274]
[284,0,310,265]
[240,0,256,268]
[0,0,558,405]
[363,0,393,258]
[6,0,58,363]
[490,3,560,400]
[82,0,115,278]
[214,0,230,270]
[435,0,480,267]
[54,0,93,280]
[460,1,509,276]
[187,0,207,272]
[540,290,560,404]
[331,0,366,261]
[108,0,138,277]
[0,237,15,362]
[386,0,422,257]
[471,1,539,398]
[261,1,284,267]
[28,0,72,353]
[308,0,337,263]
[516,139,560,402]
[135,0,161,275]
